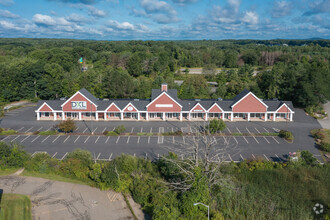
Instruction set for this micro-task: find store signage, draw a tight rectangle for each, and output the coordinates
[127,106,133,111]
[71,101,87,109]
[156,104,173,107]
[193,110,203,112]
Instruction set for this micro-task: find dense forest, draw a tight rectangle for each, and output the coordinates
[0,38,329,109]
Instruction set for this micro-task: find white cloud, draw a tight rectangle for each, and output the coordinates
[86,5,107,17]
[271,1,292,18]
[0,9,19,19]
[106,20,149,33]
[32,14,56,26]
[242,11,258,25]
[0,0,14,6]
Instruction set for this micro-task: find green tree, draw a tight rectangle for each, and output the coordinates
[208,119,226,134]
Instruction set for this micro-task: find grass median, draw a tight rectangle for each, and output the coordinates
[0,193,32,220]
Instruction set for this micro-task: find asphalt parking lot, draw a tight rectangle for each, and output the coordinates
[0,106,323,162]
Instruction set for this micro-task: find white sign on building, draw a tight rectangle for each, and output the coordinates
[71,101,87,109]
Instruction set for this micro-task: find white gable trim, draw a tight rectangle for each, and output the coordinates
[122,102,138,112]
[190,103,206,112]
[105,102,121,112]
[36,102,54,112]
[207,103,224,113]
[146,92,182,108]
[231,92,268,109]
[275,103,294,113]
[60,91,98,107]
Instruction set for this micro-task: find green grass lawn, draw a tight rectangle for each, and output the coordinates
[0,193,32,220]
[0,168,19,176]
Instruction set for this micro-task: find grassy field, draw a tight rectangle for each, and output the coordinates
[0,168,19,176]
[0,193,32,220]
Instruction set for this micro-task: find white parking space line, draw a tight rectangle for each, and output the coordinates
[21,135,30,143]
[24,127,33,133]
[109,153,113,161]
[112,127,115,131]
[190,126,193,133]
[83,128,88,133]
[263,154,270,161]
[150,127,152,133]
[95,136,100,143]
[45,127,52,131]
[232,136,238,144]
[74,136,80,143]
[252,154,256,159]
[31,136,40,143]
[172,136,175,144]
[183,136,185,144]
[236,127,241,133]
[102,127,107,133]
[127,136,130,143]
[75,127,79,131]
[240,154,244,160]
[242,136,249,144]
[222,136,228,144]
[275,154,282,161]
[255,128,261,133]
[263,127,269,133]
[52,135,60,143]
[140,127,143,133]
[11,135,20,142]
[52,152,57,158]
[17,127,24,132]
[228,154,233,161]
[61,152,68,160]
[148,136,150,144]
[137,136,140,144]
[93,127,98,133]
[158,135,164,144]
[130,127,134,133]
[213,136,217,144]
[37,127,43,131]
[272,137,280,144]
[41,135,50,143]
[63,136,70,143]
[1,136,10,142]
[171,127,174,132]
[105,136,110,144]
[263,136,270,144]
[246,128,259,144]
[96,153,101,160]
[116,136,120,144]
[84,136,90,143]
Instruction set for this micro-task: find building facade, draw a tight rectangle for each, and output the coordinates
[35,84,295,122]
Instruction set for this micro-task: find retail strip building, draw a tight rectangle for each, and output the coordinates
[36,83,294,122]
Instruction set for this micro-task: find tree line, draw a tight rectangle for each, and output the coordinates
[0,38,329,108]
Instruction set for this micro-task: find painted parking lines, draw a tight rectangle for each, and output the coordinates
[148,136,150,144]
[45,127,52,131]
[60,152,68,160]
[52,152,57,158]
[158,127,164,144]
[263,136,270,144]
[130,127,134,133]
[252,154,256,159]
[183,136,185,144]
[52,135,60,143]
[213,136,217,144]
[255,128,261,133]
[96,153,101,160]
[31,135,40,143]
[272,137,280,144]
[102,127,107,133]
[263,154,270,161]
[74,136,80,143]
[41,135,50,143]
[140,127,143,133]
[24,127,33,133]
[227,127,231,134]
[11,135,20,142]
[127,136,130,144]
[172,136,175,144]
[150,127,152,133]
[105,136,110,144]
[17,127,24,132]
[93,127,98,133]
[228,154,233,162]
[109,153,113,161]
[275,154,282,162]
[37,127,43,131]
[263,127,270,133]
[95,136,100,143]
[246,128,259,144]
[137,136,140,144]
[240,154,244,160]
[242,136,249,144]
[116,136,120,144]
[20,135,30,143]
[236,127,241,133]
[63,136,70,143]
[84,136,90,143]
[83,128,88,133]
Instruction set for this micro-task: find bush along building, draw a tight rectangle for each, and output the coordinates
[35,83,294,122]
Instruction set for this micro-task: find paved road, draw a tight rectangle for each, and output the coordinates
[0,106,323,162]
[0,174,144,220]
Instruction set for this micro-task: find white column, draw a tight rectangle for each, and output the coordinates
[146,113,149,121]
[188,113,191,120]
[273,113,276,121]
[104,112,107,121]
[78,112,82,120]
[163,112,166,121]
[96,112,98,121]
[247,113,250,121]
[120,112,123,120]
[138,113,140,120]
[37,112,40,120]
[180,113,182,121]
[62,112,65,120]
[290,113,293,121]
[205,113,208,121]
[265,113,267,121]
[54,112,56,121]
[231,112,233,121]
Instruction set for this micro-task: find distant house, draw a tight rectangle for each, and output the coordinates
[36,84,294,122]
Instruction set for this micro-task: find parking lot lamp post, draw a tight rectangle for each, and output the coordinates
[194,202,209,220]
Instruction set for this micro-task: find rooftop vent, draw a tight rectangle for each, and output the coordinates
[217,98,223,101]
[195,99,201,101]
[134,99,140,101]
[60,97,66,100]
[103,98,109,101]
[272,98,278,101]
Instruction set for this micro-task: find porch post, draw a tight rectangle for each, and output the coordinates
[146,112,149,121]
[265,113,267,121]
[205,113,208,121]
[138,112,140,120]
[54,112,56,121]
[95,112,98,121]
[247,113,250,121]
[273,113,276,121]
[104,112,107,121]
[120,112,123,120]
[78,112,82,120]
[180,112,182,121]
[231,112,233,121]
[188,113,191,121]
[62,112,65,120]
[290,113,293,121]
[163,112,166,121]
[37,112,40,120]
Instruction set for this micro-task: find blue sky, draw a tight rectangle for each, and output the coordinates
[0,0,329,40]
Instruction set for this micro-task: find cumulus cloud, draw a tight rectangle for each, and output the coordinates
[0,9,19,19]
[0,0,14,6]
[242,11,258,25]
[48,0,97,4]
[172,0,197,5]
[211,0,241,24]
[106,19,148,32]
[271,1,292,18]
[32,14,57,26]
[86,5,107,17]
[303,0,330,16]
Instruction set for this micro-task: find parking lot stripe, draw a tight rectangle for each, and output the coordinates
[240,154,244,160]
[148,136,150,144]
[213,136,217,144]
[61,152,68,160]
[41,135,50,143]
[228,154,233,161]
[137,136,140,144]
[263,136,270,144]
[236,127,241,133]
[116,136,120,144]
[95,136,100,143]
[37,127,43,131]
[93,127,98,133]
[171,127,174,132]
[96,153,101,160]
[31,135,40,143]
[140,127,143,133]
[252,154,256,159]
[263,127,269,133]
[101,127,106,133]
[52,135,60,143]
[45,127,52,131]
[63,136,70,143]
[105,136,110,144]
[83,128,88,133]
[52,152,57,158]
[74,136,80,143]
[17,127,24,132]
[24,127,33,133]
[11,135,20,142]
[275,154,282,161]
[246,128,259,144]
[183,136,185,144]
[232,136,238,144]
[190,126,193,133]
[172,136,175,144]
[263,154,270,161]
[222,136,228,144]
[108,153,113,160]
[150,127,152,133]
[127,136,130,143]
[255,128,261,133]
[272,137,280,144]
[242,136,249,143]
[21,135,30,143]
[84,136,90,143]
[131,127,134,133]
[75,127,79,131]
[1,136,10,142]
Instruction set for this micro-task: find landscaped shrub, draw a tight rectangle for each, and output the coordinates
[0,128,3,133]
[300,150,318,166]
[114,125,126,135]
[103,130,108,135]
[0,143,29,168]
[65,149,93,167]
[208,119,226,134]
[0,129,17,135]
[279,130,294,141]
[60,158,90,180]
[320,141,330,152]
[24,153,58,174]
[105,131,118,136]
[57,119,76,133]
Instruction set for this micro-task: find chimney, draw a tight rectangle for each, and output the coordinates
[161,83,168,92]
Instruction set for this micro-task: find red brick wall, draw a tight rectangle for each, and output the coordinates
[277,105,290,113]
[107,104,120,112]
[62,93,97,112]
[208,104,222,113]
[39,104,53,112]
[233,94,267,112]
[123,104,137,112]
[191,104,205,112]
[147,94,181,112]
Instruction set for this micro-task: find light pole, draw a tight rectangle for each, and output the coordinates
[194,202,209,220]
